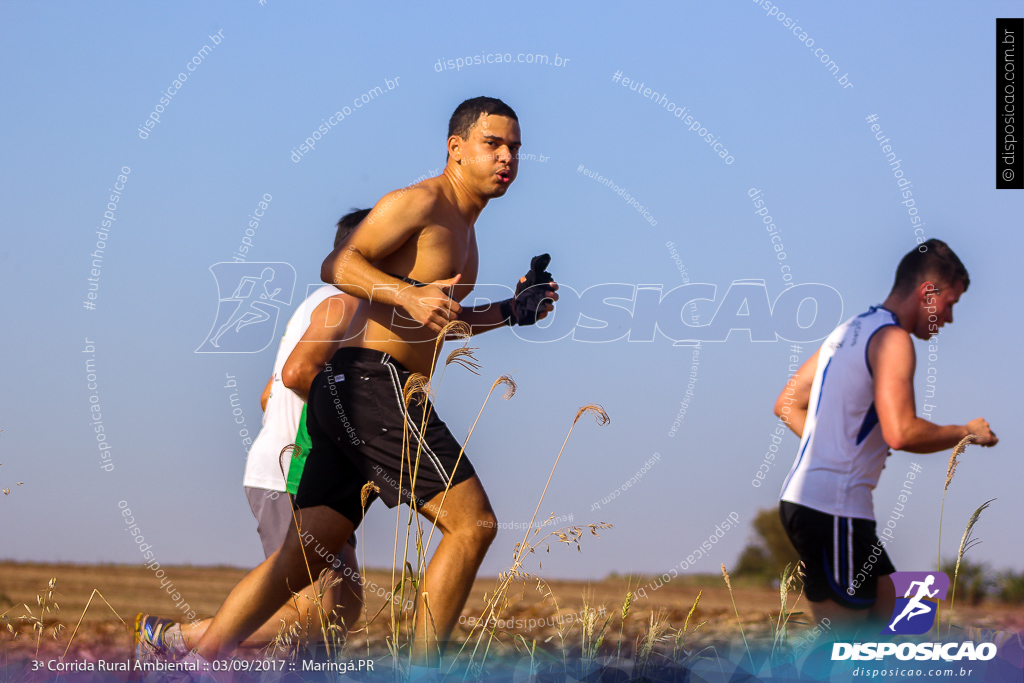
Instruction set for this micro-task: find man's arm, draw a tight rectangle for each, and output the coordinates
[260,375,273,412]
[870,325,997,452]
[282,294,359,402]
[456,301,512,335]
[458,278,560,336]
[774,348,819,438]
[320,187,461,334]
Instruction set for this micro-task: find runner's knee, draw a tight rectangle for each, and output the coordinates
[472,510,498,546]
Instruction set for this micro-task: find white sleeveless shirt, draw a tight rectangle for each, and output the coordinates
[242,286,338,491]
[780,305,902,520]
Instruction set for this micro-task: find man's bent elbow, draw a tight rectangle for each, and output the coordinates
[882,429,908,452]
[321,260,337,285]
[773,397,790,419]
[282,364,311,393]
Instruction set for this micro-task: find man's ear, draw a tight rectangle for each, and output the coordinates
[918,280,938,303]
[447,135,463,164]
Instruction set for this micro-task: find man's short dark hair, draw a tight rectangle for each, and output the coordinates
[891,238,970,295]
[447,96,518,141]
[334,208,371,249]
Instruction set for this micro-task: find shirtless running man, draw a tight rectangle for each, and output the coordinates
[188,96,557,674]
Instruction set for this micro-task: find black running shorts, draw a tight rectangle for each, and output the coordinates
[293,348,477,526]
[780,500,896,609]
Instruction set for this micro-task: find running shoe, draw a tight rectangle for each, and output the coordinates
[133,613,175,664]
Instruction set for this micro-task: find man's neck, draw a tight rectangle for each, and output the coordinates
[880,293,916,334]
[441,166,487,225]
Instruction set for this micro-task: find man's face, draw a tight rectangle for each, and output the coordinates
[452,114,521,197]
[915,279,965,340]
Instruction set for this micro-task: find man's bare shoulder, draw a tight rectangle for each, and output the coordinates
[873,323,912,347]
[870,324,915,369]
[370,177,449,226]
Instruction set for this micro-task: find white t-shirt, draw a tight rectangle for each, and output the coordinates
[242,285,339,491]
[780,305,902,520]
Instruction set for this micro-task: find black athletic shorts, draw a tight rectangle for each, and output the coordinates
[780,501,896,609]
[293,347,477,526]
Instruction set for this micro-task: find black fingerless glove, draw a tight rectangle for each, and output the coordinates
[502,253,554,326]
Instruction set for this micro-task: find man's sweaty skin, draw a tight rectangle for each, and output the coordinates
[191,110,557,669]
[320,113,557,375]
[775,276,996,629]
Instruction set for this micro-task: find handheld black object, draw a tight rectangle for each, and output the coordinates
[508,253,554,326]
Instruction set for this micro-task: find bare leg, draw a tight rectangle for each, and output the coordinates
[809,574,896,640]
[809,598,869,626]
[869,573,896,627]
[193,506,354,661]
[180,543,363,649]
[409,475,496,667]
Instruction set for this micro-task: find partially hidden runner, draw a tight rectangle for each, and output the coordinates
[184,96,558,679]
[135,209,370,659]
[775,238,997,636]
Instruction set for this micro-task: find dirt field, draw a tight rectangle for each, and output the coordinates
[3,561,1022,668]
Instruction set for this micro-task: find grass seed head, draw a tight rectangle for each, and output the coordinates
[945,434,978,491]
[440,319,472,343]
[403,373,432,406]
[360,481,380,510]
[493,374,517,400]
[574,404,610,426]
[446,347,481,374]
[278,444,302,481]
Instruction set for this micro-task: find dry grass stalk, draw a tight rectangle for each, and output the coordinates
[451,405,611,674]
[672,589,703,661]
[947,498,995,637]
[937,433,980,619]
[421,375,519,558]
[275,443,338,656]
[62,588,128,658]
[518,406,609,565]
[578,593,612,673]
[17,578,64,657]
[771,562,804,659]
[635,610,669,679]
[394,325,506,670]
[722,563,755,672]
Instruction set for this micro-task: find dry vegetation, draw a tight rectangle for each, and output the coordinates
[2,561,1021,666]
[3,333,1021,680]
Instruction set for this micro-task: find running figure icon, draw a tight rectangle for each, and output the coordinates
[210,268,281,347]
[888,575,939,631]
[196,262,296,354]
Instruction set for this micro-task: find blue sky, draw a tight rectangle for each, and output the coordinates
[1,1,1020,582]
